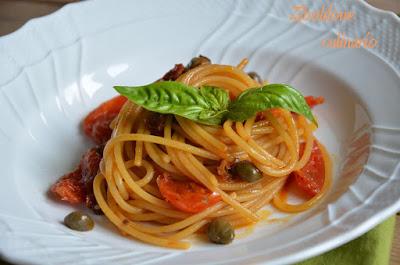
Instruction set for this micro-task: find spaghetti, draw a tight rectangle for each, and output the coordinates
[86,59,332,249]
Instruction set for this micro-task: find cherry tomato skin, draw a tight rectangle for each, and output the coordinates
[157,174,221,213]
[83,95,127,144]
[293,141,325,197]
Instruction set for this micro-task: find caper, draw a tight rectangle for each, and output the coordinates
[229,160,263,183]
[247,71,263,84]
[64,211,94,231]
[187,55,211,70]
[207,219,235,244]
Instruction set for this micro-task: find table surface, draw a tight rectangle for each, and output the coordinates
[0,0,399,264]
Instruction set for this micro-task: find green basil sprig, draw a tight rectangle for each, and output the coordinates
[114,81,317,126]
[226,84,317,125]
[114,81,229,125]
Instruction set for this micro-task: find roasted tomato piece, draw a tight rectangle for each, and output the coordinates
[80,147,102,210]
[51,167,85,204]
[160,64,185,81]
[157,174,221,213]
[305,96,324,108]
[83,95,127,144]
[51,146,103,210]
[293,141,325,197]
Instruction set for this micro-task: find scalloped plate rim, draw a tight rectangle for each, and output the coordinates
[0,0,400,265]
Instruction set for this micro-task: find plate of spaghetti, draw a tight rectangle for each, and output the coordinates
[1,1,400,265]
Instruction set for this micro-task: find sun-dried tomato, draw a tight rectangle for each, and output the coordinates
[160,64,185,81]
[50,167,85,204]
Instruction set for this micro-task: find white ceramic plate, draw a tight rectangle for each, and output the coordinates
[0,0,399,264]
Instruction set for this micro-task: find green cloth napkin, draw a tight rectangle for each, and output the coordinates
[298,216,396,265]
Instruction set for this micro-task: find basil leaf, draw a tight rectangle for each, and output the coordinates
[226,84,317,126]
[114,81,229,125]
